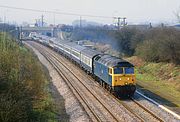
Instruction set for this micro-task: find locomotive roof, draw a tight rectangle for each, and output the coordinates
[81,48,101,58]
[96,54,134,67]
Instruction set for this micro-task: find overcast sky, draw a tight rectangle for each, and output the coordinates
[0,0,180,25]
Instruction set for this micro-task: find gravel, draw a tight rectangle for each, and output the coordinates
[133,92,180,122]
[25,42,90,122]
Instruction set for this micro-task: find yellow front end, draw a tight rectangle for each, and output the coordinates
[113,74,136,86]
[109,67,136,87]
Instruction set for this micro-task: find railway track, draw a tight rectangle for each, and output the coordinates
[29,42,122,122]
[90,75,164,122]
[43,51,102,121]
[91,77,164,122]
[89,76,164,122]
[130,98,164,121]
[27,41,168,122]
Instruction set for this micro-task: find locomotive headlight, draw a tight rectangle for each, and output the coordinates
[125,82,128,85]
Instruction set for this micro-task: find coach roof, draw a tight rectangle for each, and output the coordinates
[81,48,101,58]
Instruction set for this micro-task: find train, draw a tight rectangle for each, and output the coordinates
[30,34,136,97]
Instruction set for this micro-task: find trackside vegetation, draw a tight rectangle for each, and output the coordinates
[0,32,68,122]
[71,26,180,64]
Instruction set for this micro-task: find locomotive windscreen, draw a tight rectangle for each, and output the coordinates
[114,67,123,74]
[124,67,134,74]
[117,62,134,67]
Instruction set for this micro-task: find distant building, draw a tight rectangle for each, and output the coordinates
[174,24,180,27]
[72,19,102,27]
[29,24,35,27]
[173,24,180,30]
[58,24,73,32]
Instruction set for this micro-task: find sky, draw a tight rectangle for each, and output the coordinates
[0,0,180,25]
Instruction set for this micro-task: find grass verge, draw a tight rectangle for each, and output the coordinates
[126,56,180,113]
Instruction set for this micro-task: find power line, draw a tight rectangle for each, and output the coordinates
[0,5,115,19]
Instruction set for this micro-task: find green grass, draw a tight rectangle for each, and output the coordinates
[126,56,180,108]
[136,63,180,107]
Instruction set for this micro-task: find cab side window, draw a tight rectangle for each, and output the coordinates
[109,68,112,74]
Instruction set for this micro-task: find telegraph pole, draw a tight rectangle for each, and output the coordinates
[117,17,121,30]
[122,17,127,27]
[53,12,55,27]
[19,26,23,46]
[80,16,82,28]
[41,15,44,27]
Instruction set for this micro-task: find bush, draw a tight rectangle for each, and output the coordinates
[113,28,141,56]
[0,33,52,121]
[70,26,180,64]
[136,39,159,62]
[135,27,180,64]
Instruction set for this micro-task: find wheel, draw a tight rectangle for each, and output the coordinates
[108,86,112,93]
[103,82,106,88]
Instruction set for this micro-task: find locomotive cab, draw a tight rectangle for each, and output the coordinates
[109,65,136,97]
[109,67,136,86]
[93,54,136,97]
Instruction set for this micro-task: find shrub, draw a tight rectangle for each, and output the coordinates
[0,33,52,121]
[135,27,180,64]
